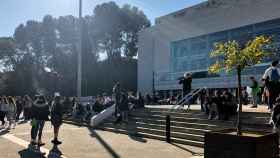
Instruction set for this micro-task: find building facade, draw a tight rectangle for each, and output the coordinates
[138,0,280,95]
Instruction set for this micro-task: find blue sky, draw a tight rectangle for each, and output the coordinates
[0,0,206,37]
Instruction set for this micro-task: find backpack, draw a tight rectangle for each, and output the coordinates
[270,68,280,82]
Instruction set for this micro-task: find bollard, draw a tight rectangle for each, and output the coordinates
[166,115,171,143]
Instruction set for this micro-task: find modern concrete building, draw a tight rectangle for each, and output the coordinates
[138,0,280,95]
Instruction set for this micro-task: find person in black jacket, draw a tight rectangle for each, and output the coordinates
[30,95,49,146]
[50,95,63,145]
[119,92,129,123]
[16,96,23,121]
[179,73,192,109]
[113,82,121,117]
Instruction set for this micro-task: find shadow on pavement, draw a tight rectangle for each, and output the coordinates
[0,129,9,136]
[17,120,28,125]
[18,149,46,158]
[171,143,203,156]
[89,129,121,158]
[100,116,148,143]
[48,144,63,158]
[128,132,147,143]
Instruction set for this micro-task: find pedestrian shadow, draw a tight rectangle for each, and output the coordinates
[18,149,46,158]
[0,129,9,136]
[88,129,121,158]
[171,143,203,156]
[128,132,147,143]
[47,144,63,158]
[103,115,148,144]
[17,120,28,125]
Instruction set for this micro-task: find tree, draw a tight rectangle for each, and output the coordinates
[0,2,150,96]
[209,35,273,135]
[121,4,151,58]
[92,2,150,59]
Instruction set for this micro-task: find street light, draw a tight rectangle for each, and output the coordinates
[77,0,82,97]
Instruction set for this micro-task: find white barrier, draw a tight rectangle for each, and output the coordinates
[90,104,115,128]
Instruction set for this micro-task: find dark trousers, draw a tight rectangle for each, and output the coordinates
[23,108,31,120]
[16,106,23,120]
[268,82,280,109]
[0,111,6,125]
[31,120,45,141]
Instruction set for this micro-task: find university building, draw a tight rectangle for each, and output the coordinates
[138,0,280,95]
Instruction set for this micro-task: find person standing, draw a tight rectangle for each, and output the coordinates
[113,82,121,118]
[7,97,17,130]
[262,60,280,111]
[179,73,192,109]
[23,95,33,121]
[16,96,23,121]
[50,95,63,145]
[30,95,49,146]
[0,97,7,129]
[119,92,129,123]
[249,76,260,108]
[137,92,145,108]
[200,88,207,112]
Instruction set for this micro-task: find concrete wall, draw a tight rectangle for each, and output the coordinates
[138,0,280,94]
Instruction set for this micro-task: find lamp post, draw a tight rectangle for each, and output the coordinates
[77,0,82,97]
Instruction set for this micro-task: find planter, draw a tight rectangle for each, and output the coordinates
[205,129,279,158]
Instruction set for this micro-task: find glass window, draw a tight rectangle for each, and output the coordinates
[255,18,280,32]
[230,25,253,45]
[190,36,207,51]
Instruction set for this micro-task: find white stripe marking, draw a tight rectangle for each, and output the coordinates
[2,134,68,158]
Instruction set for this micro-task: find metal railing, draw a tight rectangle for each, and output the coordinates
[165,88,204,143]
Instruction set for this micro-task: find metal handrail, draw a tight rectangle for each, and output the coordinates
[168,87,205,112]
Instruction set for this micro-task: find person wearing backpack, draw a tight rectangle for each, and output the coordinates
[30,95,49,146]
[249,76,260,108]
[50,94,63,145]
[263,60,280,110]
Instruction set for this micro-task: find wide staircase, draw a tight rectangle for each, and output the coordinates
[97,107,271,147]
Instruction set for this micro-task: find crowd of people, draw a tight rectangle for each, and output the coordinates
[70,83,145,124]
[0,60,279,148]
[0,94,70,146]
[142,60,280,124]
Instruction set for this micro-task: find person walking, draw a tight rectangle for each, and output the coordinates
[30,95,49,146]
[113,82,121,118]
[249,76,260,108]
[262,60,280,111]
[7,97,17,130]
[0,97,7,129]
[23,95,33,121]
[179,73,192,109]
[50,94,63,145]
[119,92,129,123]
[1,97,9,129]
[16,96,23,121]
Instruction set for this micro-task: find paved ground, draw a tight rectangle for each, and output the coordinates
[0,122,203,158]
[146,104,270,113]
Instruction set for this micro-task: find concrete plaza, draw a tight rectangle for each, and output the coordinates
[0,122,203,158]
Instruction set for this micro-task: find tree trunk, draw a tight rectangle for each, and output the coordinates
[237,66,242,135]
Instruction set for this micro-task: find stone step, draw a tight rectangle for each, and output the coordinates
[99,126,204,147]
[131,117,233,130]
[130,113,235,126]
[102,121,209,136]
[137,108,271,117]
[134,109,270,119]
[101,121,204,142]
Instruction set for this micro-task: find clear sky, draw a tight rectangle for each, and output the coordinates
[0,0,207,37]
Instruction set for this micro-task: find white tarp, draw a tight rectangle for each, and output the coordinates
[90,104,115,128]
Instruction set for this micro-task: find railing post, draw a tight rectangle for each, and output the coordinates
[166,115,171,143]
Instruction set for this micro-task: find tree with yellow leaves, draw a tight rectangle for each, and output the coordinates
[209,35,273,135]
